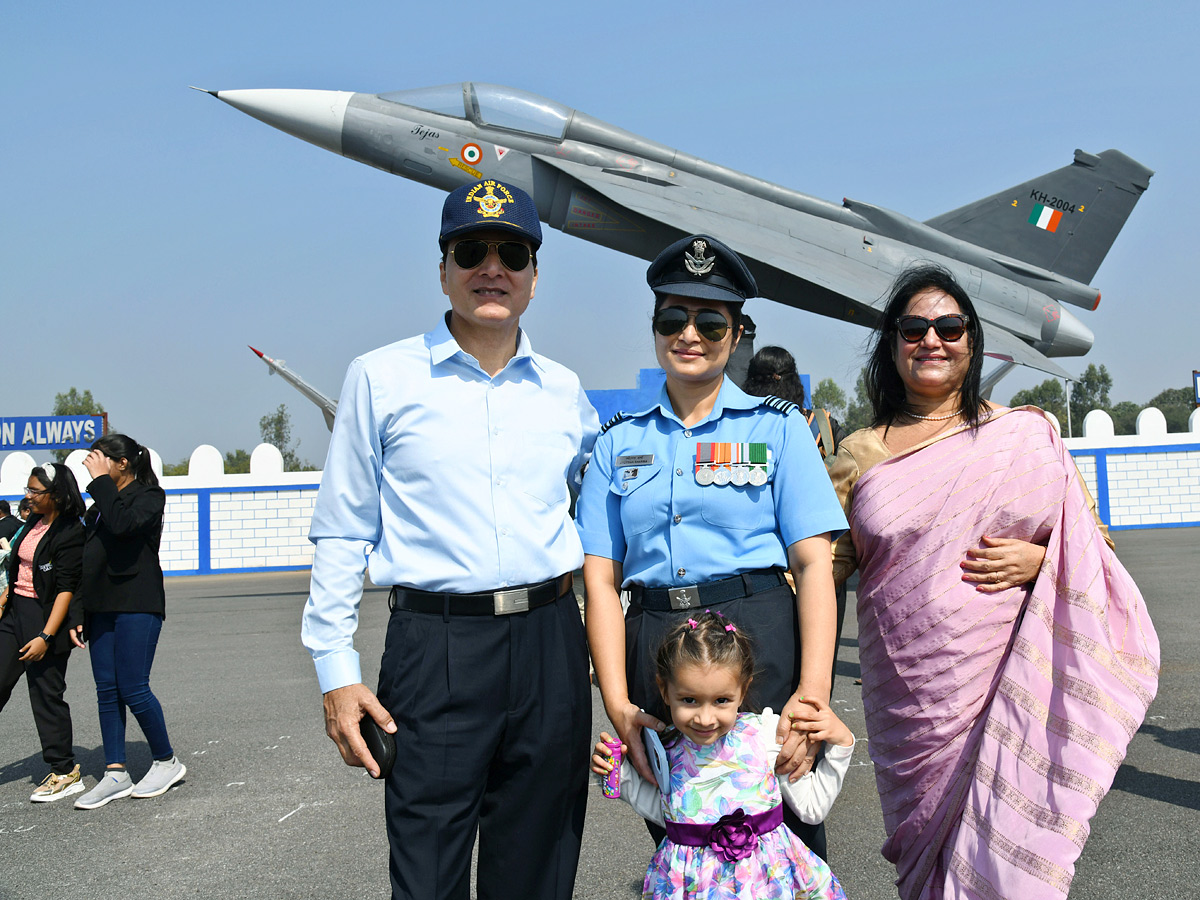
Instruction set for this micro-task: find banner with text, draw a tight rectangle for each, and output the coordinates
[1,416,105,451]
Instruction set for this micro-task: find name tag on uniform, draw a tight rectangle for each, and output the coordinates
[616,454,654,467]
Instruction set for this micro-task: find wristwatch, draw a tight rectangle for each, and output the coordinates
[38,631,53,644]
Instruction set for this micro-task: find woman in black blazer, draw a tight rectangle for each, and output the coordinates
[0,462,86,803]
[71,434,186,810]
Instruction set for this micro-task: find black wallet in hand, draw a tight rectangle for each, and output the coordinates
[360,718,397,779]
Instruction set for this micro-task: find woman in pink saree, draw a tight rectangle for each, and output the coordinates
[829,265,1159,900]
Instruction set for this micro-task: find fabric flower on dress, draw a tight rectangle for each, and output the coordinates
[709,808,757,862]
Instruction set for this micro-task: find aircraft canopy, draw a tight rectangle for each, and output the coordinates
[379,83,571,139]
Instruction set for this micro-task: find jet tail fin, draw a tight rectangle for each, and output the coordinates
[925,149,1152,285]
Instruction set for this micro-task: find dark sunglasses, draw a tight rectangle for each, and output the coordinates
[896,314,969,343]
[652,306,730,342]
[451,239,532,271]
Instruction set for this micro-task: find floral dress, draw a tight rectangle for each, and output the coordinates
[642,713,846,900]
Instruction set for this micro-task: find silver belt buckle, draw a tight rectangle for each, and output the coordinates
[668,586,699,610]
[493,588,531,615]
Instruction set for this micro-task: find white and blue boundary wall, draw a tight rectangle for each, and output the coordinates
[1052,407,1200,531]
[1,407,1196,576]
[0,443,318,576]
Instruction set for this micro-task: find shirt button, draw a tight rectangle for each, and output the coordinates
[684,430,692,438]
[677,568,686,577]
[676,468,683,476]
[621,482,629,491]
[673,514,682,524]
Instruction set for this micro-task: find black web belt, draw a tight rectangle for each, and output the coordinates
[628,568,787,611]
[388,573,573,617]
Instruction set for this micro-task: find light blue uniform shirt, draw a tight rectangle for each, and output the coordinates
[575,378,846,589]
[302,315,599,692]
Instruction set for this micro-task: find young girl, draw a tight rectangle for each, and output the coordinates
[593,610,854,900]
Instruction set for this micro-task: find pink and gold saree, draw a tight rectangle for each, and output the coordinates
[849,409,1158,899]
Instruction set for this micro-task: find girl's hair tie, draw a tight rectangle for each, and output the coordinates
[724,623,737,633]
[687,618,699,629]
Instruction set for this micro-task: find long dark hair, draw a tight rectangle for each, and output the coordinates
[743,345,806,408]
[864,264,988,428]
[30,463,86,519]
[91,434,159,488]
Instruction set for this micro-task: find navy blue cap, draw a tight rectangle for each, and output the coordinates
[646,235,757,304]
[439,179,542,250]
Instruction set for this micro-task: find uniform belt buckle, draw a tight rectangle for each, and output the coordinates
[493,588,530,615]
[668,586,700,610]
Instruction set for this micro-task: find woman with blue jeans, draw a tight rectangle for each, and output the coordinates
[71,434,186,809]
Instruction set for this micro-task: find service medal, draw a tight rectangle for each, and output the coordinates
[696,466,715,485]
[747,442,769,486]
[731,466,749,486]
[713,467,732,486]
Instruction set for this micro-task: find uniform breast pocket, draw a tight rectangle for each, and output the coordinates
[700,468,773,531]
[609,463,665,536]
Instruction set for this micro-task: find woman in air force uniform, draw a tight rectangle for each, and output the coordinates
[576,234,847,858]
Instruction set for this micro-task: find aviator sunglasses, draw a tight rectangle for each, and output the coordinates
[451,239,532,271]
[896,314,969,343]
[652,306,730,342]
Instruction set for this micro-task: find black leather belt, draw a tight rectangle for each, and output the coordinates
[388,573,573,617]
[629,568,787,611]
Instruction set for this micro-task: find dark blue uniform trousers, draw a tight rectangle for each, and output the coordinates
[377,589,590,900]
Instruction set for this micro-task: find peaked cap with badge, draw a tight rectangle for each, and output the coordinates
[646,234,758,305]
[439,178,543,251]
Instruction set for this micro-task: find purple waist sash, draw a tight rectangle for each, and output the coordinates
[664,805,783,862]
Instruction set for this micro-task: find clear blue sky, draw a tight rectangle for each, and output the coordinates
[3,2,1195,467]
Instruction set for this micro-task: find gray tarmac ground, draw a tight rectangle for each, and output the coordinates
[0,527,1194,899]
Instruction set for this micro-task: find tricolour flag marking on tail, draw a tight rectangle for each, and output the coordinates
[1028,203,1063,232]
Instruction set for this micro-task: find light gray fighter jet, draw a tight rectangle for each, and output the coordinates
[200,83,1152,386]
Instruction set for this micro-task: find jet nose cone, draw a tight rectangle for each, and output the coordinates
[206,89,353,156]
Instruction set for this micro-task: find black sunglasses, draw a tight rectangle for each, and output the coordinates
[896,314,969,343]
[451,239,532,272]
[652,306,730,342]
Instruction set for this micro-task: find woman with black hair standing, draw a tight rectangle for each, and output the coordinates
[0,462,86,802]
[71,434,186,809]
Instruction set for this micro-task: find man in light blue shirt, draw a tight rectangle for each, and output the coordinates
[302,179,599,900]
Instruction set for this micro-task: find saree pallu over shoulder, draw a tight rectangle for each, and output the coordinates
[851,409,1159,900]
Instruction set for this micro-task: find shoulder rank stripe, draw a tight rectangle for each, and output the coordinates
[759,395,800,415]
[600,412,633,434]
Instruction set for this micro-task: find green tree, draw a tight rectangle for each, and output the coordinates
[842,370,873,434]
[258,404,314,471]
[52,387,107,462]
[1009,379,1067,423]
[1069,364,1113,436]
[812,378,847,420]
[1108,401,1141,436]
[162,459,190,477]
[1146,387,1194,432]
[224,449,251,474]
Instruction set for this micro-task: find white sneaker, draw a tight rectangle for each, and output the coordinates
[131,757,187,798]
[74,770,134,809]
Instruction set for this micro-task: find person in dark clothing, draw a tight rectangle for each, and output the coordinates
[0,463,86,802]
[0,500,22,543]
[71,434,185,809]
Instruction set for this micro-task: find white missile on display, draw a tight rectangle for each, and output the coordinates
[249,346,337,431]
